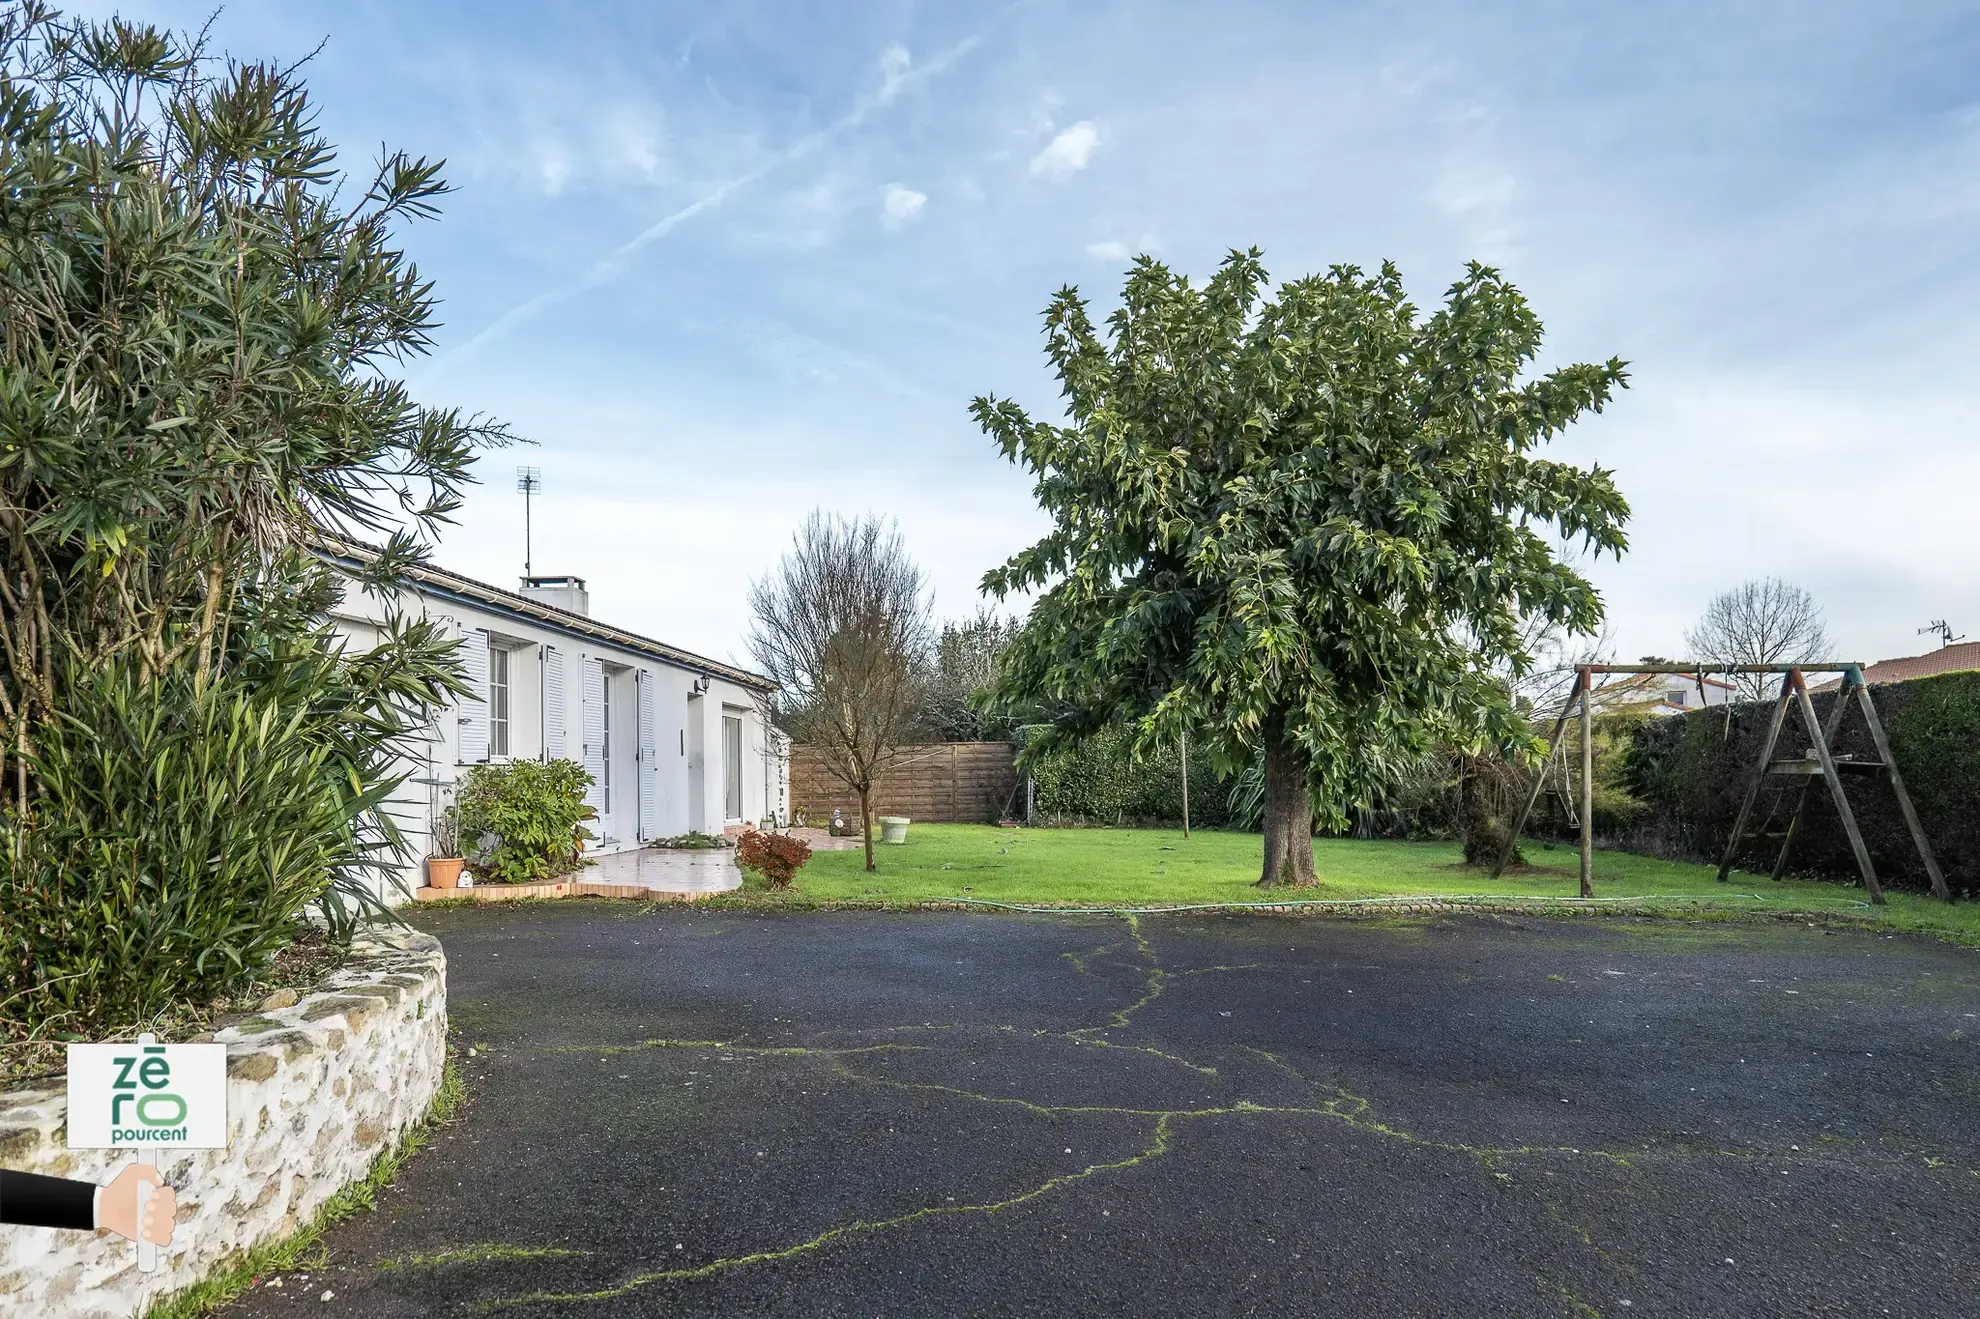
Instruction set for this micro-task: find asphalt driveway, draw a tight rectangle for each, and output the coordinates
[219,906,1980,1318]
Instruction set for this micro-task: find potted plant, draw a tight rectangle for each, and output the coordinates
[427,807,465,889]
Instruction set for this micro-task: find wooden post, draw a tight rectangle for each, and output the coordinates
[1791,668,1882,905]
[1579,673,1594,898]
[950,742,959,823]
[1770,671,1857,882]
[1180,731,1191,839]
[1716,680,1797,883]
[1492,670,1582,880]
[1850,678,1947,901]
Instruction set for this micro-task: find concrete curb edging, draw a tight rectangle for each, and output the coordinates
[413,879,719,902]
[913,897,1882,925]
[0,925,448,1319]
[677,892,1882,929]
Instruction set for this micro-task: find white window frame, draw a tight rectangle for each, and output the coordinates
[722,711,744,822]
[488,645,512,758]
[601,670,614,816]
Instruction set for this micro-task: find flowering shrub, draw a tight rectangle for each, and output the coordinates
[736,830,813,889]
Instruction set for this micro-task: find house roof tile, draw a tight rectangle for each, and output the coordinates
[1848,641,1980,688]
[318,542,776,693]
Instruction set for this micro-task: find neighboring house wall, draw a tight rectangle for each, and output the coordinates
[1586,672,1738,717]
[324,557,781,901]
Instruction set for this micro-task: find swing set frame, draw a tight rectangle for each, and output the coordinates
[1489,663,1950,905]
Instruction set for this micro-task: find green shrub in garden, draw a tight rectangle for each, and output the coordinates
[0,627,454,1035]
[0,9,504,1037]
[455,760,596,884]
[1024,724,1233,827]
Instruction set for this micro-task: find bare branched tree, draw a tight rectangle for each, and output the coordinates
[1684,577,1834,701]
[1504,617,1616,717]
[921,608,1024,741]
[748,512,932,871]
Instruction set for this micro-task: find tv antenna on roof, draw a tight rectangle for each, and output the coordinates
[517,466,542,578]
[1918,619,1964,648]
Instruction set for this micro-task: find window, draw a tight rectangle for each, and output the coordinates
[488,646,511,756]
[1666,688,1686,707]
[600,670,613,814]
[723,715,744,820]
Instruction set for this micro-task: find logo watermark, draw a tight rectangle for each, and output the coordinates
[67,1037,226,1150]
[68,1034,226,1271]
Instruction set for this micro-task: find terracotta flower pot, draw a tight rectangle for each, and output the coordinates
[427,856,466,889]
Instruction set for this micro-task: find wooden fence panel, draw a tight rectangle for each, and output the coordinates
[789,742,1018,824]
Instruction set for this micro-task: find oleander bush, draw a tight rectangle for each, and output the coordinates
[0,619,457,1034]
[0,8,504,1034]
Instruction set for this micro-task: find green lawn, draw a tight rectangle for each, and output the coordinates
[763,823,1980,942]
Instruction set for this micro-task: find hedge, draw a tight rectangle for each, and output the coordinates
[1622,671,1980,896]
[1024,725,1238,828]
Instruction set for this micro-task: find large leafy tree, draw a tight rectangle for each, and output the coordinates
[973,251,1629,886]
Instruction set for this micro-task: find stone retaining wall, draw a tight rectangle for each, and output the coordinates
[0,925,448,1319]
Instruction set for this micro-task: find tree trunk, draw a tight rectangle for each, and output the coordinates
[1458,752,1524,868]
[858,783,876,872]
[1257,712,1319,888]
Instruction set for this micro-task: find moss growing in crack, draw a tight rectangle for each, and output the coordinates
[379,1243,592,1271]
[471,1115,1181,1310]
[143,1055,467,1319]
[545,1038,924,1060]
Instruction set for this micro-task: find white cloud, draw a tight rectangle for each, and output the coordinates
[1570,374,1980,665]
[881,183,928,229]
[879,43,912,102]
[537,148,572,195]
[1085,239,1129,261]
[1030,120,1102,180]
[603,110,662,180]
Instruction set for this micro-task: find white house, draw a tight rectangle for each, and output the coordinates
[1537,670,1740,722]
[1587,670,1738,717]
[322,546,785,900]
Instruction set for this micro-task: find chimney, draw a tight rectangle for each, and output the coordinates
[520,574,590,617]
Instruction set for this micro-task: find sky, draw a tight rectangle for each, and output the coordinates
[84,0,1980,671]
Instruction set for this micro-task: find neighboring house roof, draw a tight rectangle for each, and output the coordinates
[1590,671,1732,706]
[1596,671,1736,693]
[1537,669,1736,720]
[1812,641,1980,692]
[318,542,775,693]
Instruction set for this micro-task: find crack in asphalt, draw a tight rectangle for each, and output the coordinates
[465,1117,1182,1311]
[378,914,1756,1312]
